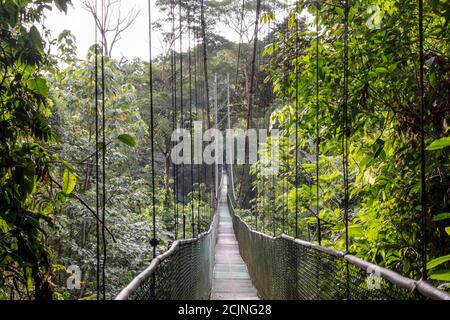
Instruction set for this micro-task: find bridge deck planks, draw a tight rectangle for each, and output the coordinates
[211,180,259,300]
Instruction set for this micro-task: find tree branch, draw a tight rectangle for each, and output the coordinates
[50,176,117,243]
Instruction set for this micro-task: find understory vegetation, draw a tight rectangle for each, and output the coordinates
[0,0,449,300]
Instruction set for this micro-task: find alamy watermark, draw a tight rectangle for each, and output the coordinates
[171,121,280,176]
[366,265,382,290]
[366,5,382,30]
[66,265,81,290]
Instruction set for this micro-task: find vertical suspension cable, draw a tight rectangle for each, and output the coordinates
[172,0,179,240]
[343,0,350,253]
[148,0,158,260]
[94,0,100,300]
[188,4,195,238]
[315,2,322,246]
[294,3,299,239]
[213,73,218,202]
[419,0,427,281]
[255,162,259,230]
[314,8,322,295]
[203,63,209,226]
[282,169,285,234]
[282,0,288,236]
[343,0,351,300]
[272,172,276,237]
[226,71,233,202]
[100,0,107,300]
[170,0,175,237]
[193,0,201,235]
[266,0,276,237]
[178,0,186,239]
[198,14,208,224]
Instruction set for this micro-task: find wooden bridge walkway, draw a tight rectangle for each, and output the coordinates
[211,177,259,300]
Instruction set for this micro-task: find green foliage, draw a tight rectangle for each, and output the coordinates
[251,0,450,289]
[433,213,450,222]
[62,169,77,196]
[117,134,136,148]
[428,137,450,151]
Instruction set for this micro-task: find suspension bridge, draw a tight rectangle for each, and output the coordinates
[115,170,450,300]
[82,0,450,301]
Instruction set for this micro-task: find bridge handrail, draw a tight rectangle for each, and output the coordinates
[115,219,218,300]
[227,194,450,300]
[115,174,224,300]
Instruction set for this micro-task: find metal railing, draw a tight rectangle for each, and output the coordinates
[115,174,223,300]
[227,195,450,300]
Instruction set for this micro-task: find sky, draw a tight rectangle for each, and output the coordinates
[44,0,257,62]
[44,0,166,60]
[43,0,296,62]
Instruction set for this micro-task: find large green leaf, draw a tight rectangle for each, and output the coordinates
[15,162,36,199]
[433,213,450,221]
[29,26,44,55]
[3,0,19,26]
[427,137,450,151]
[62,169,77,196]
[118,134,136,148]
[430,270,450,281]
[348,224,364,237]
[427,254,450,270]
[27,77,49,97]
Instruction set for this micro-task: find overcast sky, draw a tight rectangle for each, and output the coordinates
[44,0,167,60]
[43,0,246,61]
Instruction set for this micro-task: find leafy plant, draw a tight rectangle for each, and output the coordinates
[0,0,72,300]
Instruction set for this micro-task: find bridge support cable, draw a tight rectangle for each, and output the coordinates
[199,33,210,227]
[91,0,109,300]
[93,0,101,300]
[199,0,214,218]
[193,0,202,236]
[188,3,195,238]
[281,0,289,237]
[227,193,450,300]
[342,0,350,255]
[294,2,300,239]
[100,0,108,299]
[225,72,237,204]
[170,0,179,240]
[315,1,322,246]
[178,0,187,240]
[147,0,158,260]
[313,3,322,296]
[342,0,351,300]
[214,74,219,202]
[418,0,428,282]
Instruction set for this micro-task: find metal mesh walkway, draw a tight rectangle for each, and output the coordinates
[211,176,259,300]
